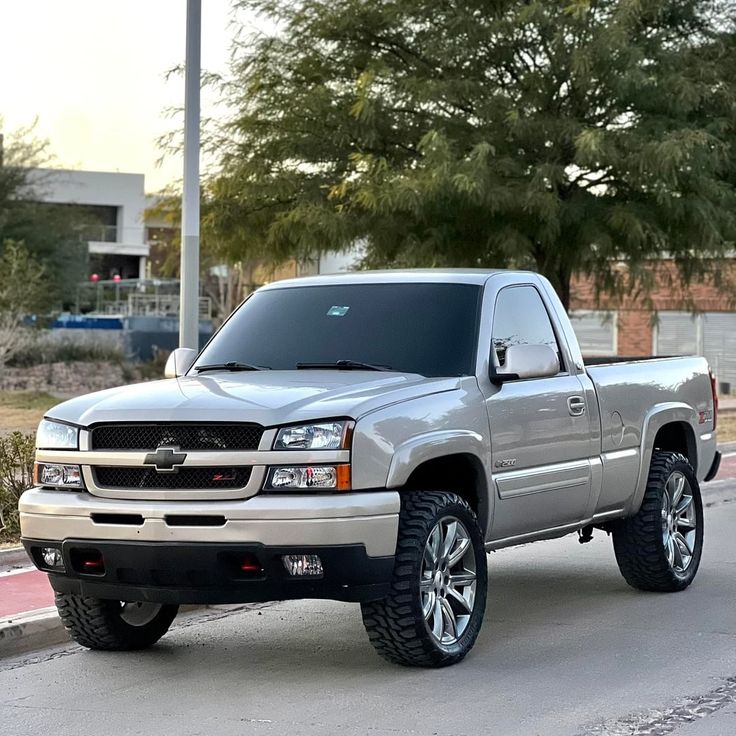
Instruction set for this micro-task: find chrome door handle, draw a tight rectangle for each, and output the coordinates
[567,396,586,416]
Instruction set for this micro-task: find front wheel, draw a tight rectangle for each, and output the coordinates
[55,593,179,650]
[612,451,703,592]
[361,491,487,667]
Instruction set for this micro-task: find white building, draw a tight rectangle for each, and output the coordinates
[33,168,149,279]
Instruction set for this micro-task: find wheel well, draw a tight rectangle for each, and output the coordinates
[653,421,697,472]
[402,454,489,534]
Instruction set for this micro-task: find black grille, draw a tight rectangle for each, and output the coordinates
[94,467,252,490]
[90,424,264,451]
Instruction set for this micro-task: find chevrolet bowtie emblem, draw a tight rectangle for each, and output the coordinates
[143,446,187,473]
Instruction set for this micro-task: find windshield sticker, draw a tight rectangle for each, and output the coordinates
[327,306,350,317]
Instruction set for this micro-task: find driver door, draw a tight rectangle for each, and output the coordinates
[484,284,593,541]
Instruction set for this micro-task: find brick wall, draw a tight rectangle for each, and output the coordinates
[570,260,736,356]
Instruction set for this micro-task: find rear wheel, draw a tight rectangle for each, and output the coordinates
[612,451,703,592]
[55,593,178,650]
[361,491,487,667]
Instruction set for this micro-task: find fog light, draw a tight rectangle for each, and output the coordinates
[282,554,323,577]
[41,547,65,570]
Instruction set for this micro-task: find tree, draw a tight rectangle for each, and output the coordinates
[0,240,47,369]
[0,122,87,307]
[145,192,263,319]
[206,0,736,308]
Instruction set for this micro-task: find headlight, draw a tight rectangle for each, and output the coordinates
[267,465,351,491]
[34,462,84,489]
[36,419,79,450]
[274,421,353,450]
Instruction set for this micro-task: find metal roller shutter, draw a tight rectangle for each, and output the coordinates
[654,312,699,357]
[703,313,736,386]
[569,311,617,356]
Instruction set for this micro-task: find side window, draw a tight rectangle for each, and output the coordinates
[492,286,563,370]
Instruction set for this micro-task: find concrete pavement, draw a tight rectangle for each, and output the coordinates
[1,481,736,735]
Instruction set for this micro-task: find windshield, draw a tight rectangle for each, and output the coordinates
[195,282,481,377]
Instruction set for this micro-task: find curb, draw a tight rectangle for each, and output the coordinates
[0,603,207,660]
[0,607,70,658]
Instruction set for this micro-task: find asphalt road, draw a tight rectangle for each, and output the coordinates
[2,479,736,736]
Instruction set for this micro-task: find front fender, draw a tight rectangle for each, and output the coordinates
[386,430,488,488]
[350,382,492,535]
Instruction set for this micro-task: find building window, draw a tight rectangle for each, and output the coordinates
[569,311,617,356]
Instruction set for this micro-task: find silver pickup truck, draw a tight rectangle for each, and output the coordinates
[20,269,720,667]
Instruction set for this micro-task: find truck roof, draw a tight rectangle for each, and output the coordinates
[260,268,534,290]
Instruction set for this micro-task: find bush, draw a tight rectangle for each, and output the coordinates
[0,431,35,542]
[7,330,127,367]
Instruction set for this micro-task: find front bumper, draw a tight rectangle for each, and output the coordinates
[23,539,394,604]
[19,487,399,604]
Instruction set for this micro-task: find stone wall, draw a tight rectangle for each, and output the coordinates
[0,362,129,397]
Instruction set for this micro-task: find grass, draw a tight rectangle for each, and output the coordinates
[0,391,61,436]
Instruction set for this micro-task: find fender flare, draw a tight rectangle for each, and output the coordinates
[386,430,493,535]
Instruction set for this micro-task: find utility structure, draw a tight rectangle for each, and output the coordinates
[179,0,201,350]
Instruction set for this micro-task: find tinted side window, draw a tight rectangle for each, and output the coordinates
[492,286,562,368]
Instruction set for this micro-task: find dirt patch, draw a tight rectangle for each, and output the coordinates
[717,411,736,443]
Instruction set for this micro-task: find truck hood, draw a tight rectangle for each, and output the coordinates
[45,371,461,428]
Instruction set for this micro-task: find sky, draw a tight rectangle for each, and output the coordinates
[0,0,239,192]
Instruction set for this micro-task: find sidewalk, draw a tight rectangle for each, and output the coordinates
[0,567,54,618]
[0,549,68,658]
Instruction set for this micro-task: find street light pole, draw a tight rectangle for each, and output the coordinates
[179,0,201,350]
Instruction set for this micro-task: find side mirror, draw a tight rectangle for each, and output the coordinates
[164,348,198,378]
[491,344,559,384]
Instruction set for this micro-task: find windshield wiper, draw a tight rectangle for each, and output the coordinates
[296,360,393,372]
[194,361,269,373]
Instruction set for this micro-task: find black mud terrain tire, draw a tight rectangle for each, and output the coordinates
[55,593,179,650]
[361,491,487,667]
[612,451,703,592]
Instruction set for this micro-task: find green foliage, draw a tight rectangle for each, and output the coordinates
[0,122,87,308]
[0,240,48,314]
[0,241,49,368]
[207,0,736,307]
[0,431,34,541]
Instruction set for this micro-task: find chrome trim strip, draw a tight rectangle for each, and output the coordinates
[591,508,627,522]
[79,430,91,452]
[494,459,591,500]
[602,448,638,462]
[37,449,351,466]
[82,465,268,502]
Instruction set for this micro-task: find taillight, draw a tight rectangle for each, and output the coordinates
[709,368,718,431]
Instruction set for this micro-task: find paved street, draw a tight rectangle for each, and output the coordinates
[1,477,736,736]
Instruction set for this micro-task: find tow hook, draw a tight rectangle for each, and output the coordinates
[578,525,594,544]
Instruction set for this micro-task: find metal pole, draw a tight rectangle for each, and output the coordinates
[179,0,201,350]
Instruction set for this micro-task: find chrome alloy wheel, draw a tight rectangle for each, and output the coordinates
[661,471,698,574]
[420,516,477,647]
[119,601,163,627]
